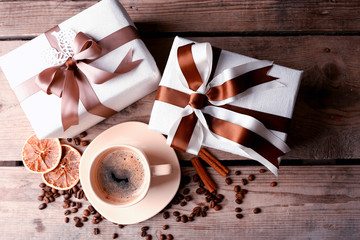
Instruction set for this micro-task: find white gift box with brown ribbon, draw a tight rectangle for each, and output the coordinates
[0,0,161,139]
[149,36,302,175]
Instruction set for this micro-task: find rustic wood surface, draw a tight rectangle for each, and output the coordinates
[1,166,360,239]
[0,0,360,239]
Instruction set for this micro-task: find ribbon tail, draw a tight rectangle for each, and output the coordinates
[114,48,143,74]
[61,70,80,131]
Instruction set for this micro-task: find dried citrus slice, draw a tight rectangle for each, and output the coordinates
[42,144,81,190]
[22,134,61,174]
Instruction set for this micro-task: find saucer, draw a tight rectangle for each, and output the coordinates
[79,122,181,224]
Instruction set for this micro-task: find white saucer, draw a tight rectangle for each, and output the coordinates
[79,122,181,224]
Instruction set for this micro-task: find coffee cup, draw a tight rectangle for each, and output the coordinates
[89,144,172,208]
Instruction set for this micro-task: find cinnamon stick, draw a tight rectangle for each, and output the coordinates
[198,148,229,177]
[190,157,216,193]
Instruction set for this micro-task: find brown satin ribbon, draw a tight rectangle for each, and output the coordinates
[156,43,290,168]
[15,25,142,131]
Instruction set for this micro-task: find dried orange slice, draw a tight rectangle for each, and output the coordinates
[42,144,81,190]
[22,134,61,174]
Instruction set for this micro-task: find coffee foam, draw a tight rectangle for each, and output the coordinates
[95,148,147,204]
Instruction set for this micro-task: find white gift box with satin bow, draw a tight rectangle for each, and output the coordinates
[149,37,302,175]
[0,0,160,139]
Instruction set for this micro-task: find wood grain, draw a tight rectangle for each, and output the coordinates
[0,0,360,38]
[1,36,359,162]
[0,166,360,239]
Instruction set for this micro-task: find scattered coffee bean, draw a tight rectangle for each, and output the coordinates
[63,203,70,209]
[141,226,149,232]
[253,208,261,214]
[64,194,71,200]
[183,188,190,195]
[173,211,180,216]
[65,217,69,223]
[193,174,200,182]
[162,225,169,230]
[234,185,241,193]
[176,216,181,222]
[39,190,45,197]
[225,177,232,185]
[205,196,211,202]
[185,195,192,202]
[236,193,244,200]
[163,211,170,219]
[146,234,152,240]
[203,206,209,212]
[67,138,72,143]
[141,231,147,237]
[64,210,71,215]
[214,198,221,203]
[181,215,188,223]
[270,181,277,187]
[73,217,80,222]
[236,214,243,219]
[188,216,194,221]
[201,211,207,217]
[71,208,78,213]
[160,234,166,240]
[37,196,44,201]
[240,189,248,195]
[72,186,79,193]
[45,192,53,197]
[39,183,46,188]
[259,169,266,173]
[189,213,195,218]
[71,202,76,207]
[180,201,187,207]
[74,137,80,145]
[59,190,66,195]
[217,194,224,200]
[167,234,174,240]
[53,193,60,198]
[81,217,88,222]
[83,209,90,216]
[38,203,47,210]
[248,174,255,181]
[214,205,222,211]
[235,170,241,175]
[196,187,206,194]
[112,233,119,239]
[51,188,57,194]
[44,186,51,192]
[75,221,83,228]
[76,189,84,199]
[79,131,87,138]
[80,140,89,146]
[241,179,248,185]
[235,199,242,204]
[93,228,100,235]
[76,202,82,208]
[88,205,95,213]
[209,200,215,208]
[178,194,184,200]
[235,207,242,212]
[92,218,101,224]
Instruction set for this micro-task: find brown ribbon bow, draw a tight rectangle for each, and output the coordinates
[17,25,142,131]
[156,43,291,169]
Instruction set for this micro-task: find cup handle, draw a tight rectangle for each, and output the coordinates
[150,164,172,177]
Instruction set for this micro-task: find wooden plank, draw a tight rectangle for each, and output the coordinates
[0,165,360,239]
[0,0,360,38]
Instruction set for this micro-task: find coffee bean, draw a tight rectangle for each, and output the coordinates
[180,201,187,207]
[81,217,88,222]
[167,234,174,240]
[201,210,207,217]
[235,199,242,204]
[171,199,180,205]
[74,137,80,145]
[163,211,170,219]
[214,198,221,203]
[77,190,84,199]
[64,194,71,200]
[162,225,169,230]
[64,199,71,204]
[88,205,95,212]
[112,233,119,239]
[214,205,222,211]
[66,189,73,195]
[176,216,181,222]
[236,214,243,219]
[67,138,72,143]
[185,195,192,202]
[183,188,190,195]
[173,211,180,216]
[236,193,244,200]
[83,209,90,216]
[45,192,53,197]
[71,208,78,213]
[76,202,82,209]
[270,181,277,187]
[63,203,70,209]
[72,186,79,193]
[93,228,100,235]
[73,217,80,222]
[43,197,50,204]
[49,196,55,202]
[51,188,58,194]
[64,210,71,215]
[178,194,184,200]
[160,234,166,240]
[181,215,188,223]
[189,213,195,218]
[39,190,45,197]
[253,208,261,214]
[235,207,242,212]
[92,218,101,224]
[203,206,209,212]
[65,217,69,223]
[59,190,66,195]
[193,206,201,213]
[141,226,149,232]
[79,131,87,138]
[196,187,205,194]
[235,170,241,175]
[37,196,44,201]
[248,174,255,181]
[209,200,215,208]
[146,234,152,240]
[141,231,147,237]
[39,183,46,188]
[193,174,200,182]
[240,189,248,195]
[217,194,224,200]
[53,193,60,198]
[118,224,125,228]
[205,196,211,202]
[259,169,266,173]
[241,179,248,185]
[234,185,241,193]
[189,216,194,221]
[198,180,204,187]
[80,140,89,146]
[38,203,47,210]
[225,177,232,185]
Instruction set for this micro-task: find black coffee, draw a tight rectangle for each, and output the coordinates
[95,148,146,204]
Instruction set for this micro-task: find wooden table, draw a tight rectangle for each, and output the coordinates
[1,0,360,239]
